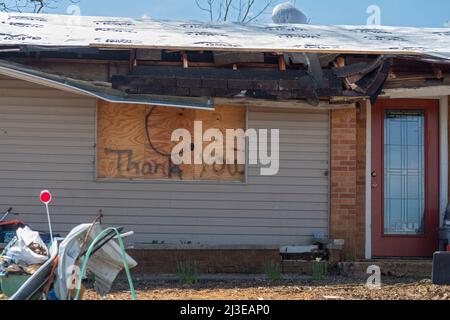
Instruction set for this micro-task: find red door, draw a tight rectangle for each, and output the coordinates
[372,99,439,257]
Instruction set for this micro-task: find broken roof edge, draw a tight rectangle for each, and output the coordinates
[87,43,424,57]
[2,12,450,60]
[0,60,214,110]
[0,59,358,109]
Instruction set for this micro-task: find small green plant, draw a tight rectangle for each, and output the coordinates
[312,258,328,281]
[176,261,199,285]
[265,260,282,282]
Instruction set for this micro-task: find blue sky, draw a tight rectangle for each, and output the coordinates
[52,0,450,28]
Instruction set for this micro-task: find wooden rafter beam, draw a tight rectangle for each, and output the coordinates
[181,51,189,69]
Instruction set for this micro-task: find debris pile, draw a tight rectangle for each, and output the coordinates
[0,193,138,300]
[0,226,49,277]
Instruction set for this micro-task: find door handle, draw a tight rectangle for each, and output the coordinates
[371,171,378,188]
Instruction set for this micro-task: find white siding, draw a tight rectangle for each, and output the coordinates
[0,75,329,247]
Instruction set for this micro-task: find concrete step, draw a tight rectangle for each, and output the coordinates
[338,260,432,279]
[281,259,433,279]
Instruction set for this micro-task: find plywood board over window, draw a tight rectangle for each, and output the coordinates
[97,101,246,182]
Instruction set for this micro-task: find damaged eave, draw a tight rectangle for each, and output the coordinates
[0,60,215,110]
[110,55,390,106]
[3,49,449,107]
[215,97,356,109]
[381,85,450,99]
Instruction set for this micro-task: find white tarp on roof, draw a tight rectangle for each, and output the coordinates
[1,12,450,59]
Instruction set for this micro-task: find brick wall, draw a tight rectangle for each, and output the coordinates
[330,103,367,260]
[128,249,281,274]
[356,103,367,259]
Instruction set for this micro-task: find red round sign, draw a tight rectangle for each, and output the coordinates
[40,190,52,204]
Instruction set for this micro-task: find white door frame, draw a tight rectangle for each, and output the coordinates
[365,94,448,259]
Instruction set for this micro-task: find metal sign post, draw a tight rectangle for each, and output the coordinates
[40,190,54,244]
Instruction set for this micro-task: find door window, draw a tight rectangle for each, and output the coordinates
[384,110,425,235]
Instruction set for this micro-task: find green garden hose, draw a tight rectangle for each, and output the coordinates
[74,227,137,300]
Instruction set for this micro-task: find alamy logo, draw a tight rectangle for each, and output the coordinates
[66,264,81,290]
[65,4,82,28]
[366,265,382,289]
[367,5,381,26]
[171,121,280,176]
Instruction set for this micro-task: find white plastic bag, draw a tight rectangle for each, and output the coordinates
[6,226,49,265]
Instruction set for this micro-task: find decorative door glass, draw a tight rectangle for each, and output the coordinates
[384,110,425,235]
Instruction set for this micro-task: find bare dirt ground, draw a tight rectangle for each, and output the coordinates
[83,277,450,300]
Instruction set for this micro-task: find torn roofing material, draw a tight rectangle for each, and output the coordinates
[1,12,450,60]
[111,57,391,106]
[0,60,214,110]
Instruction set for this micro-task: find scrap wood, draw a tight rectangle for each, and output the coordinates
[4,264,22,274]
[40,256,58,300]
[78,212,104,258]
[23,264,42,275]
[333,56,385,81]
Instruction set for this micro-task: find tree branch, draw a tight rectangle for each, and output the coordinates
[245,0,278,23]
[240,0,254,23]
[223,0,233,22]
[195,0,215,22]
[32,0,44,13]
[0,0,80,13]
[193,0,279,24]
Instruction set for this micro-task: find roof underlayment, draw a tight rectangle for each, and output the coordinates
[1,12,450,60]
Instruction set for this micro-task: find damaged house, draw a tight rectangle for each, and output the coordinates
[1,13,450,272]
